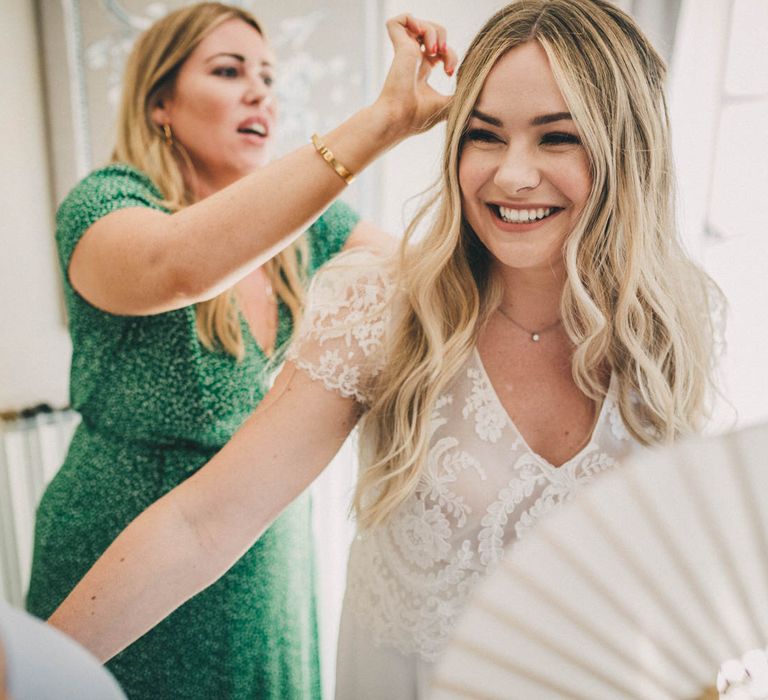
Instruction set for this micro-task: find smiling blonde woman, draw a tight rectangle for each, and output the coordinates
[47,2,721,699]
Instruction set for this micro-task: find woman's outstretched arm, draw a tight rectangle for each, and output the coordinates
[47,362,360,662]
[70,15,456,315]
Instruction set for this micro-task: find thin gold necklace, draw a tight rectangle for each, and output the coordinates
[496,306,562,342]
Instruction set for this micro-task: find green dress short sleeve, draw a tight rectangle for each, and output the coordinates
[56,163,167,273]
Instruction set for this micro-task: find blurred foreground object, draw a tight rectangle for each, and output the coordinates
[0,601,124,699]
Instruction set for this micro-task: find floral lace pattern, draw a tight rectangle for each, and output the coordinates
[289,259,641,663]
[462,368,507,443]
[286,250,391,405]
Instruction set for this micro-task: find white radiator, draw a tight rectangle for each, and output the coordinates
[0,410,79,606]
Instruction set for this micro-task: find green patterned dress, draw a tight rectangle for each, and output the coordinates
[26,163,359,699]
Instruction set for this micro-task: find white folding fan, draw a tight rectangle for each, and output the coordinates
[429,421,768,700]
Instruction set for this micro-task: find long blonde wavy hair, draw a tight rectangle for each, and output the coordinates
[354,0,723,529]
[113,2,308,360]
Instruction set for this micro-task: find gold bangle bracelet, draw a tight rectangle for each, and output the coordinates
[310,133,355,185]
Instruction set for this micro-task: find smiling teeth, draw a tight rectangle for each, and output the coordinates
[241,123,267,136]
[498,206,555,223]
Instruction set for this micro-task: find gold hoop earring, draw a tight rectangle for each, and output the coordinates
[162,123,173,147]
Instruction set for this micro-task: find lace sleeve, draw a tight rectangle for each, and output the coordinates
[286,249,393,406]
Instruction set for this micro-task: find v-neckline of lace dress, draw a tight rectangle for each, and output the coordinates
[471,346,614,471]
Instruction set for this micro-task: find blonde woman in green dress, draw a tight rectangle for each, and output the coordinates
[25,3,456,698]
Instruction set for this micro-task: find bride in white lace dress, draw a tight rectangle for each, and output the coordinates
[48,2,722,698]
[287,245,642,698]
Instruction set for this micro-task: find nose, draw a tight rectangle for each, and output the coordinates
[493,143,541,193]
[244,75,272,106]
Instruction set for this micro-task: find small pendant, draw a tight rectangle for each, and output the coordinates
[531,333,541,342]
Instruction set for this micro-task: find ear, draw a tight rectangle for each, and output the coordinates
[151,97,171,128]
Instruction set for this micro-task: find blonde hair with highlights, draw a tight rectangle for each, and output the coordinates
[113,2,308,360]
[354,0,723,530]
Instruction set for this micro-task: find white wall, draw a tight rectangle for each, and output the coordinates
[669,0,768,431]
[0,0,70,413]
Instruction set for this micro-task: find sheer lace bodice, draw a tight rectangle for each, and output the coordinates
[287,250,639,665]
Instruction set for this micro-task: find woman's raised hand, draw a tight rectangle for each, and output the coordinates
[375,14,458,138]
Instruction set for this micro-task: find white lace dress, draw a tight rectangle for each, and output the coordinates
[286,252,642,700]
